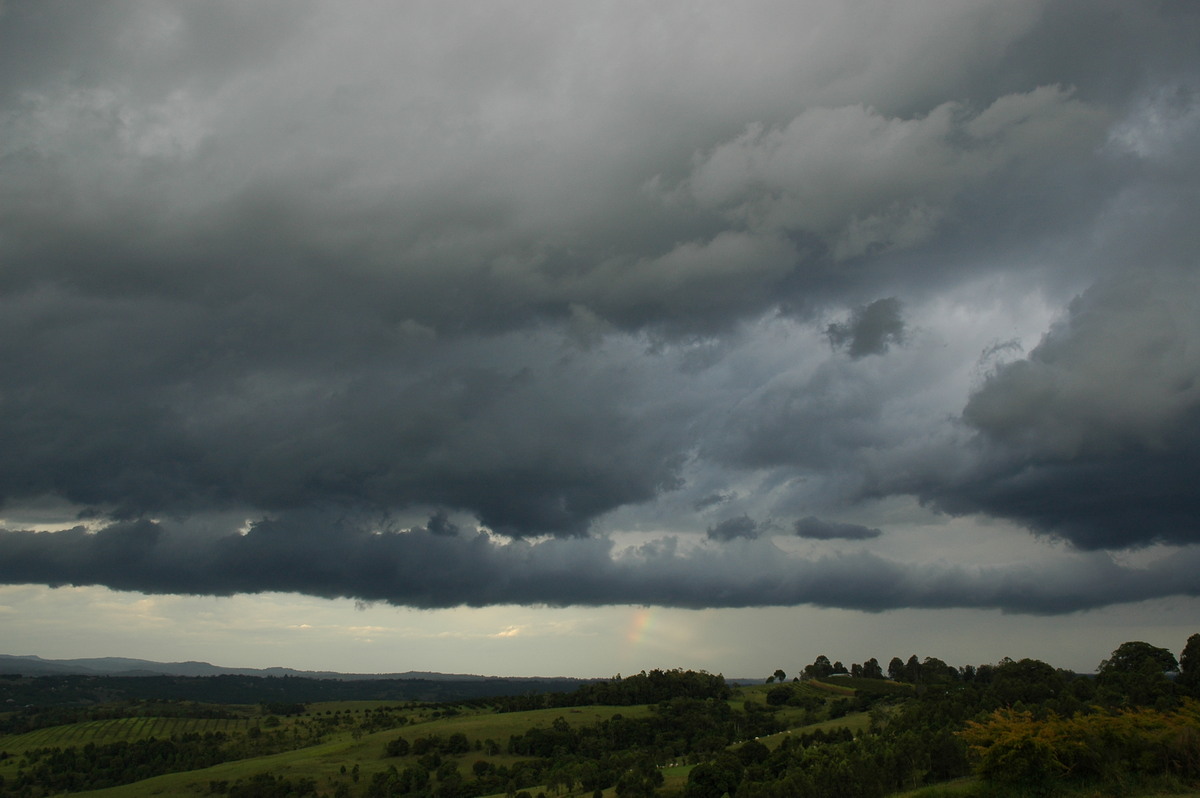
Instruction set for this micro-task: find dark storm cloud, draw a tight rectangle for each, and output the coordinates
[707,516,760,542]
[424,511,460,538]
[2,1,1200,611]
[915,272,1200,549]
[1,516,1198,613]
[692,492,734,511]
[1,3,1160,340]
[0,310,691,534]
[794,516,882,541]
[826,298,906,358]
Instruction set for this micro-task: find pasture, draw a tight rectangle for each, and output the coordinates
[0,700,664,797]
[0,697,858,797]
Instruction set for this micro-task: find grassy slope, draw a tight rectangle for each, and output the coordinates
[39,690,857,796]
[23,682,1190,798]
[65,703,654,797]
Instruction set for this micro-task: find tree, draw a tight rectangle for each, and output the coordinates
[685,753,743,798]
[888,657,905,681]
[986,659,1063,706]
[904,655,922,684]
[921,656,956,682]
[773,669,787,683]
[974,663,996,685]
[1180,633,1200,692]
[616,759,664,798]
[737,739,770,766]
[1097,641,1179,706]
[863,658,884,680]
[1099,641,1179,676]
[765,685,793,706]
[804,655,833,679]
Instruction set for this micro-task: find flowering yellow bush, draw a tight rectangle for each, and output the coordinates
[959,699,1200,789]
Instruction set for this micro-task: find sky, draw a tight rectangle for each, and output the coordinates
[1,0,1199,679]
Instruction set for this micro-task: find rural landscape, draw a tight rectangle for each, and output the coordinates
[2,634,1198,798]
[3,3,1200,798]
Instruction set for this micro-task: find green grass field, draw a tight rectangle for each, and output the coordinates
[0,695,873,797]
[16,691,1188,798]
[1,702,664,797]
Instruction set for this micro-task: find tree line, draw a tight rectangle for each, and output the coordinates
[2,637,1197,797]
[704,634,1200,797]
[0,673,589,710]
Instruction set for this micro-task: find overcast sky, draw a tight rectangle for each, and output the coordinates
[2,0,1199,677]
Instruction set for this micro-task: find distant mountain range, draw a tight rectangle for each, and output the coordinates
[0,654,565,682]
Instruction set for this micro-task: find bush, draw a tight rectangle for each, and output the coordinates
[765,685,792,706]
[959,699,1200,791]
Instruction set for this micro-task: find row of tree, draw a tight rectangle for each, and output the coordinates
[779,633,1200,689]
[484,668,732,713]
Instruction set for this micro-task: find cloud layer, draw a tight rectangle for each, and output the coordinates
[3,516,1199,614]
[2,0,1199,613]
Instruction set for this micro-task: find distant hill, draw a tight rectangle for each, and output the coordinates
[0,654,566,682]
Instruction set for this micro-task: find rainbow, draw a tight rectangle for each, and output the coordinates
[625,606,653,652]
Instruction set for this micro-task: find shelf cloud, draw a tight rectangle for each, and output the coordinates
[2,515,1198,614]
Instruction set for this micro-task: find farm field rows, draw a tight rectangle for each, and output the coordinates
[1,716,254,754]
[0,689,835,797]
[66,700,838,798]
[0,700,668,797]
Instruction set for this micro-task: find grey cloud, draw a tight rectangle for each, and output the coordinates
[693,492,734,511]
[827,298,906,358]
[0,1,309,104]
[1,516,1199,614]
[0,5,1159,342]
[704,357,893,474]
[966,274,1200,459]
[423,511,461,537]
[672,86,1109,261]
[977,339,1025,370]
[1,0,1198,611]
[0,309,692,534]
[707,516,760,541]
[794,516,882,541]
[920,272,1200,549]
